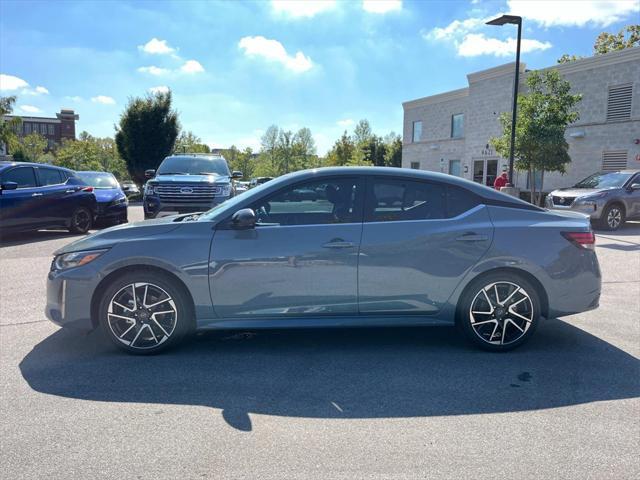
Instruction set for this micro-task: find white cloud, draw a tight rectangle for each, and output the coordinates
[337,118,354,127]
[148,85,170,94]
[362,0,402,14]
[180,60,205,73]
[65,96,83,102]
[507,0,638,27]
[138,38,176,55]
[271,0,336,18]
[424,14,552,57]
[458,33,552,57]
[137,65,170,76]
[238,36,313,73]
[34,86,49,94]
[19,105,42,113]
[0,74,29,91]
[91,95,116,105]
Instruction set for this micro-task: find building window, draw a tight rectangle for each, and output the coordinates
[41,124,47,135]
[410,162,420,170]
[606,84,632,122]
[602,150,628,171]
[412,121,422,143]
[24,123,31,134]
[48,124,54,135]
[451,113,464,138]
[448,159,461,176]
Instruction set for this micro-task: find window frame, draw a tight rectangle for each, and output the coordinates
[451,113,464,139]
[1,166,38,189]
[220,175,365,229]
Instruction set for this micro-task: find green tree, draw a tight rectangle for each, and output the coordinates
[491,70,582,205]
[55,132,129,179]
[383,133,402,168]
[174,130,210,154]
[1,96,21,154]
[292,127,317,169]
[12,132,48,163]
[115,90,180,185]
[594,25,640,54]
[260,125,280,175]
[326,131,355,166]
[557,54,584,64]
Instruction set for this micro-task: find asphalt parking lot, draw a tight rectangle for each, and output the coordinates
[1,205,639,479]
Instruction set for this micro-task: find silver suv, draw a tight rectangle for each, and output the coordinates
[546,170,640,230]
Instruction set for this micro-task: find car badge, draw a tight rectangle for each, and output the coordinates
[180,187,193,194]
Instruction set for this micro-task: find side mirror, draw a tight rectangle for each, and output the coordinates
[1,181,18,191]
[232,171,243,179]
[629,183,640,191]
[145,169,156,179]
[231,208,256,230]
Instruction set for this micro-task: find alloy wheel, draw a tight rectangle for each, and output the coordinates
[74,209,91,232]
[607,208,622,229]
[469,281,533,346]
[107,282,178,350]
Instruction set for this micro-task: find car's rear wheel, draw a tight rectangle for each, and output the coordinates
[68,207,93,234]
[598,203,624,231]
[457,272,540,351]
[98,271,193,354]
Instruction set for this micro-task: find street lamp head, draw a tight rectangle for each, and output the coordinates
[486,14,522,26]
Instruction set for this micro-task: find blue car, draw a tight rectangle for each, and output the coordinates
[76,171,128,226]
[0,161,96,235]
[46,167,601,354]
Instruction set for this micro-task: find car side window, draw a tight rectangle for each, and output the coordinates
[365,178,445,222]
[1,167,37,188]
[252,177,362,226]
[446,186,482,218]
[38,167,65,186]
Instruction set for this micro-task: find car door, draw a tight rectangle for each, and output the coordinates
[34,166,71,226]
[358,177,494,315]
[624,173,640,219]
[0,166,42,230]
[209,176,364,318]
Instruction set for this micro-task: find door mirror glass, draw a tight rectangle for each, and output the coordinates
[1,181,18,191]
[231,208,256,230]
[629,183,640,191]
[145,169,156,179]
[232,171,243,179]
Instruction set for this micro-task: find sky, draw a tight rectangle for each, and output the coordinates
[1,0,638,155]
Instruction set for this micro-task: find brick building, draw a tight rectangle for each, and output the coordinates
[402,48,640,192]
[1,108,79,154]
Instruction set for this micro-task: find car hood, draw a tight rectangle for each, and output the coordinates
[550,188,613,197]
[93,188,125,203]
[54,215,182,255]
[151,174,230,184]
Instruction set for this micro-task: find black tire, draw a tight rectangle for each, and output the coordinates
[144,211,157,220]
[98,270,194,355]
[68,207,93,234]
[456,272,541,352]
[597,203,625,231]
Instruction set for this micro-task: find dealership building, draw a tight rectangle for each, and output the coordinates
[402,48,640,192]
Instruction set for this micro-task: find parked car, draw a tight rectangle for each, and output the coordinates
[143,153,242,219]
[235,181,250,194]
[250,177,273,188]
[76,171,128,226]
[120,181,140,198]
[0,161,96,235]
[46,167,601,355]
[546,170,640,230]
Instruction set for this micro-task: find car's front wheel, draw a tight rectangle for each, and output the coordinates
[457,272,540,351]
[98,271,193,354]
[598,203,624,231]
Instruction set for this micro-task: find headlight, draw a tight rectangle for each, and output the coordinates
[112,196,128,206]
[219,184,231,196]
[145,184,155,195]
[577,192,606,202]
[53,249,108,271]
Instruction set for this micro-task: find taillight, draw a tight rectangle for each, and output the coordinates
[562,231,595,250]
[82,186,94,192]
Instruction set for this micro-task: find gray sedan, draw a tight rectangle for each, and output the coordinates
[546,170,640,230]
[46,167,601,354]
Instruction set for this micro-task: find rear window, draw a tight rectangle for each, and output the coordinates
[365,179,446,222]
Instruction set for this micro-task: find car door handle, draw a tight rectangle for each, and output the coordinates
[65,189,77,193]
[31,192,43,197]
[456,233,489,242]
[322,239,355,249]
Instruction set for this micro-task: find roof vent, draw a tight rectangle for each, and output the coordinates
[606,84,632,122]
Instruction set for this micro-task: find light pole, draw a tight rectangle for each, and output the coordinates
[486,14,522,187]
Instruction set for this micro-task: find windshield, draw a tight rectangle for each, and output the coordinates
[157,156,230,176]
[573,172,633,189]
[76,172,119,189]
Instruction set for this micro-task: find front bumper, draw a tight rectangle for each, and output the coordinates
[45,264,102,331]
[546,201,604,220]
[143,195,229,217]
[96,202,128,222]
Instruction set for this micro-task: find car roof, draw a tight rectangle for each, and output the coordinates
[0,161,74,173]
[76,170,114,175]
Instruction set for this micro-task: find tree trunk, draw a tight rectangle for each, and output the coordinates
[538,170,545,206]
[528,166,534,204]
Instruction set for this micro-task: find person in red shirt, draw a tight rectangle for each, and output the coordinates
[494,171,509,190]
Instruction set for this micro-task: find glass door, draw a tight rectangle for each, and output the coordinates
[448,160,461,177]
